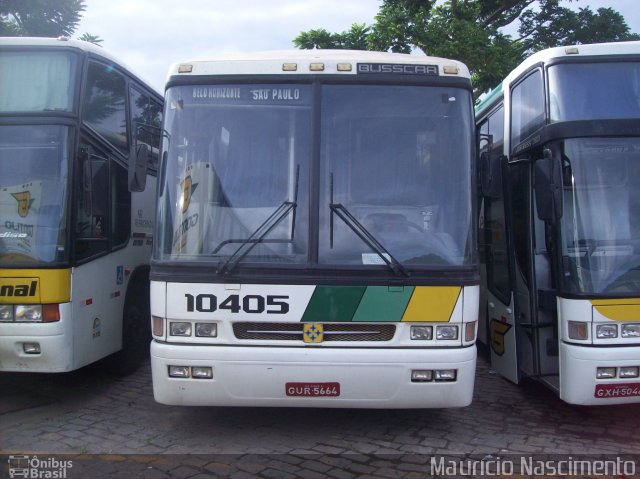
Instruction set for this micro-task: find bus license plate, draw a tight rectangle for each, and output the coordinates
[286,382,340,397]
[594,383,640,398]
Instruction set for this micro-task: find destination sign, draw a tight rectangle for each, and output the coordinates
[188,85,312,106]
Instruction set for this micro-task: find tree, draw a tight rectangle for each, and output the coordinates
[0,0,86,37]
[78,32,103,46]
[293,0,640,95]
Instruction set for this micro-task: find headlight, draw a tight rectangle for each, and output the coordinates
[619,366,639,379]
[170,322,192,336]
[0,305,14,321]
[596,367,616,379]
[436,325,459,340]
[15,305,43,322]
[410,325,433,340]
[195,322,217,338]
[622,324,640,338]
[596,324,618,339]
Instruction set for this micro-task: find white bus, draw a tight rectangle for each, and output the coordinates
[476,41,640,405]
[151,50,479,408]
[0,37,162,373]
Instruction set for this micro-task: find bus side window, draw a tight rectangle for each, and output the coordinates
[83,61,128,157]
[112,160,131,247]
[130,86,163,172]
[76,148,110,260]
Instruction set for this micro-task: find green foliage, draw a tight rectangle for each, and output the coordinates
[293,0,640,96]
[293,23,371,50]
[0,0,85,37]
[78,32,103,46]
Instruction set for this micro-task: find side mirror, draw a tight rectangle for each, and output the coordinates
[129,142,149,192]
[534,151,563,221]
[479,152,504,198]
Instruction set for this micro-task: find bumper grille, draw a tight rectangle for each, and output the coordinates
[233,322,396,342]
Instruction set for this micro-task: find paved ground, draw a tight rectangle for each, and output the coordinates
[1,352,639,478]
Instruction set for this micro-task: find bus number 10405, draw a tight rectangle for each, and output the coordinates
[184,293,290,314]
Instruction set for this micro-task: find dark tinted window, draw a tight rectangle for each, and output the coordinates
[511,70,544,147]
[130,86,163,170]
[83,62,128,155]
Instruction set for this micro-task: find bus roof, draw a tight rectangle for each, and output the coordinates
[475,40,640,119]
[474,81,504,118]
[509,41,640,82]
[167,49,471,82]
[0,36,120,62]
[0,36,160,97]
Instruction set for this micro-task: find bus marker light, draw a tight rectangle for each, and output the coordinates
[43,304,60,322]
[411,370,433,382]
[596,367,616,379]
[622,324,640,338]
[568,321,588,340]
[443,65,459,74]
[195,323,217,338]
[23,342,41,354]
[170,322,192,337]
[282,63,297,71]
[168,366,190,378]
[337,63,352,72]
[411,325,433,340]
[191,367,213,379]
[565,47,579,55]
[619,367,639,379]
[435,369,457,382]
[152,316,164,336]
[309,62,324,71]
[596,324,618,339]
[465,322,477,342]
[178,64,193,73]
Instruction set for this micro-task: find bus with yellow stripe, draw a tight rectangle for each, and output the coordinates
[476,41,640,404]
[0,37,162,373]
[150,50,479,407]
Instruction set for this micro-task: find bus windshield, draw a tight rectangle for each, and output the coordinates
[0,125,70,266]
[157,83,475,269]
[560,138,640,294]
[548,62,640,121]
[0,50,78,113]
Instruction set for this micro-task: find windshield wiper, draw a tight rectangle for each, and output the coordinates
[216,166,299,275]
[329,174,409,277]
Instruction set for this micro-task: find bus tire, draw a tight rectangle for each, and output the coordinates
[105,276,151,376]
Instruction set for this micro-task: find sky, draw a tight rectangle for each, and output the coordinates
[75,0,640,93]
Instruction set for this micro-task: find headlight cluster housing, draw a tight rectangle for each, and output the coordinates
[0,304,59,322]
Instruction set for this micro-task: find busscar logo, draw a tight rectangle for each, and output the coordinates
[11,190,35,218]
[357,63,439,76]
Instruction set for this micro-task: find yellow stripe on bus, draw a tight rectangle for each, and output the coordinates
[401,286,461,322]
[0,269,71,304]
[591,298,640,322]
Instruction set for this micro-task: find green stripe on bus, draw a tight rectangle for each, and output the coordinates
[301,286,366,322]
[352,286,415,322]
